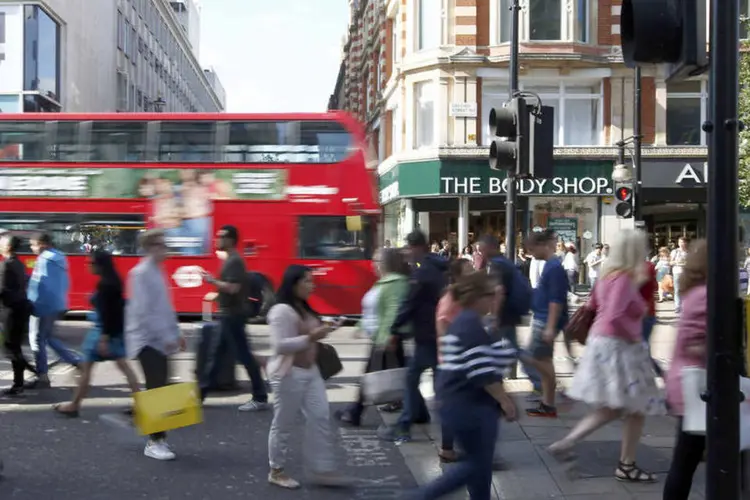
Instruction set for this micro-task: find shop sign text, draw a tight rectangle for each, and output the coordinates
[440,176,612,196]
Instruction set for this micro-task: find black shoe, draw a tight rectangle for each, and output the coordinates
[334,409,361,427]
[2,385,24,397]
[24,378,51,390]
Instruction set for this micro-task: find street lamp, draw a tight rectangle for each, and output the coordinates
[152,96,166,113]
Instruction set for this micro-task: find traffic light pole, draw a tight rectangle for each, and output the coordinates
[705,0,741,497]
[505,0,520,260]
[633,66,643,223]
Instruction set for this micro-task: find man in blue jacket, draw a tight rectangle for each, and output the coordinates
[26,232,81,388]
[378,230,447,444]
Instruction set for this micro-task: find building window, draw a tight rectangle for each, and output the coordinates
[576,0,588,42]
[392,105,402,154]
[498,0,512,43]
[392,16,400,63]
[23,6,60,101]
[414,82,435,148]
[529,0,561,41]
[666,80,706,146]
[417,0,441,50]
[481,81,602,146]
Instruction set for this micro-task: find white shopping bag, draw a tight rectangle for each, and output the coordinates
[361,368,407,406]
[681,367,750,449]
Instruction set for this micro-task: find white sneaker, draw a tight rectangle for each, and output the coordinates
[238,400,270,412]
[144,440,176,461]
[268,470,301,489]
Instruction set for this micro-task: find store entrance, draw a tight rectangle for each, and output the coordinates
[642,202,705,251]
[428,210,526,252]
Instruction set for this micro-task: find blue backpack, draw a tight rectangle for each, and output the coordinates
[490,256,532,319]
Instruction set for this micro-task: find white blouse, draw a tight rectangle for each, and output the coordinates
[360,285,381,337]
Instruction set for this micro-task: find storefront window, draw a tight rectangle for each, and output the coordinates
[529,196,599,251]
[383,202,400,247]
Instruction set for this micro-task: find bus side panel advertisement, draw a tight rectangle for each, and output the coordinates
[0,168,288,255]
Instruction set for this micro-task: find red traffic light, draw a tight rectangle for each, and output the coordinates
[615,186,633,202]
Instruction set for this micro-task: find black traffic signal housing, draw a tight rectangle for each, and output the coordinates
[620,0,707,81]
[489,96,529,174]
[615,184,634,219]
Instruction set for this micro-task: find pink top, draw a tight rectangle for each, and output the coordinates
[589,273,647,343]
[436,292,462,362]
[665,285,707,416]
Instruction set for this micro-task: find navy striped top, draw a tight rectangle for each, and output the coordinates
[438,309,518,410]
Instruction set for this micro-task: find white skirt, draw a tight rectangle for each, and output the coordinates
[567,335,667,416]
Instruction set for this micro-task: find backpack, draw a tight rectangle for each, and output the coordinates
[244,272,265,319]
[490,256,532,319]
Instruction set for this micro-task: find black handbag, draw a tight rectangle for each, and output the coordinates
[316,342,343,380]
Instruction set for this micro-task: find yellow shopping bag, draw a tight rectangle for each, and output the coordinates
[133,382,203,436]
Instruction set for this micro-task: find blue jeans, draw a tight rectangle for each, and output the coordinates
[673,272,683,311]
[203,313,267,402]
[415,404,498,499]
[502,325,542,392]
[397,342,437,432]
[29,315,81,375]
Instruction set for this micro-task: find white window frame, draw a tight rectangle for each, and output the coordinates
[416,0,442,51]
[414,81,436,149]
[666,80,708,146]
[392,105,402,154]
[366,68,373,116]
[481,80,604,146]
[392,15,400,63]
[491,0,590,44]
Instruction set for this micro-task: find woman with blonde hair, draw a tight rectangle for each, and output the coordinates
[547,229,665,483]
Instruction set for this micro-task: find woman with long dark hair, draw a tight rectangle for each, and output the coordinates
[53,249,140,417]
[0,234,36,395]
[265,265,349,489]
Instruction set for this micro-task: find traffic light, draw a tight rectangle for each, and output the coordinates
[620,0,707,81]
[488,96,529,174]
[615,184,634,219]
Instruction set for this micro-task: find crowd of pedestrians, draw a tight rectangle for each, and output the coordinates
[0,222,718,498]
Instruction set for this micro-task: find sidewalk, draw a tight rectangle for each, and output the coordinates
[384,385,703,500]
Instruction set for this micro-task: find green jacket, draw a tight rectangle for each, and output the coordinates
[363,273,410,346]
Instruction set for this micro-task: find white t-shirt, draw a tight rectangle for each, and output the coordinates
[585,251,603,278]
[360,286,381,337]
[671,248,688,275]
[562,252,579,272]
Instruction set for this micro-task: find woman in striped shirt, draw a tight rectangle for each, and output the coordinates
[414,271,517,500]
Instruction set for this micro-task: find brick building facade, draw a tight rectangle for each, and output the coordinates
[332,0,708,253]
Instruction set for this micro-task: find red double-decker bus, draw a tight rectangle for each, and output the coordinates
[0,112,379,316]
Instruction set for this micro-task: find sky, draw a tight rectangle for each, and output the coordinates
[199,0,350,112]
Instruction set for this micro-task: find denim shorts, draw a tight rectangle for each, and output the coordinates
[529,319,558,360]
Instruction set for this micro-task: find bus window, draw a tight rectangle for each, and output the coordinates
[298,215,375,260]
[0,122,48,161]
[89,121,148,162]
[158,121,216,163]
[223,121,353,163]
[0,213,146,256]
[51,121,83,161]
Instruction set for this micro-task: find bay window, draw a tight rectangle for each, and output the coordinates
[414,82,435,148]
[666,80,706,146]
[482,81,601,146]
[494,0,589,44]
[417,0,441,50]
[529,0,561,41]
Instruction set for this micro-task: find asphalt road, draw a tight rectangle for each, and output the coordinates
[0,325,417,499]
[0,311,679,499]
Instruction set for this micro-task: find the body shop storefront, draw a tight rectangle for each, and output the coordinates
[380,159,615,253]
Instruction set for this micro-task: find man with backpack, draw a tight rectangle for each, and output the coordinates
[201,225,269,411]
[479,236,542,396]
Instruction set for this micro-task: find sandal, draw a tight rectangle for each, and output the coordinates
[53,403,79,419]
[615,461,657,483]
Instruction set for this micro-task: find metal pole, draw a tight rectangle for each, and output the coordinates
[633,66,643,222]
[705,0,741,495]
[505,0,520,259]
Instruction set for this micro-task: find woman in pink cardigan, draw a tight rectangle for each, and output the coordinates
[663,240,708,500]
[547,229,665,483]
